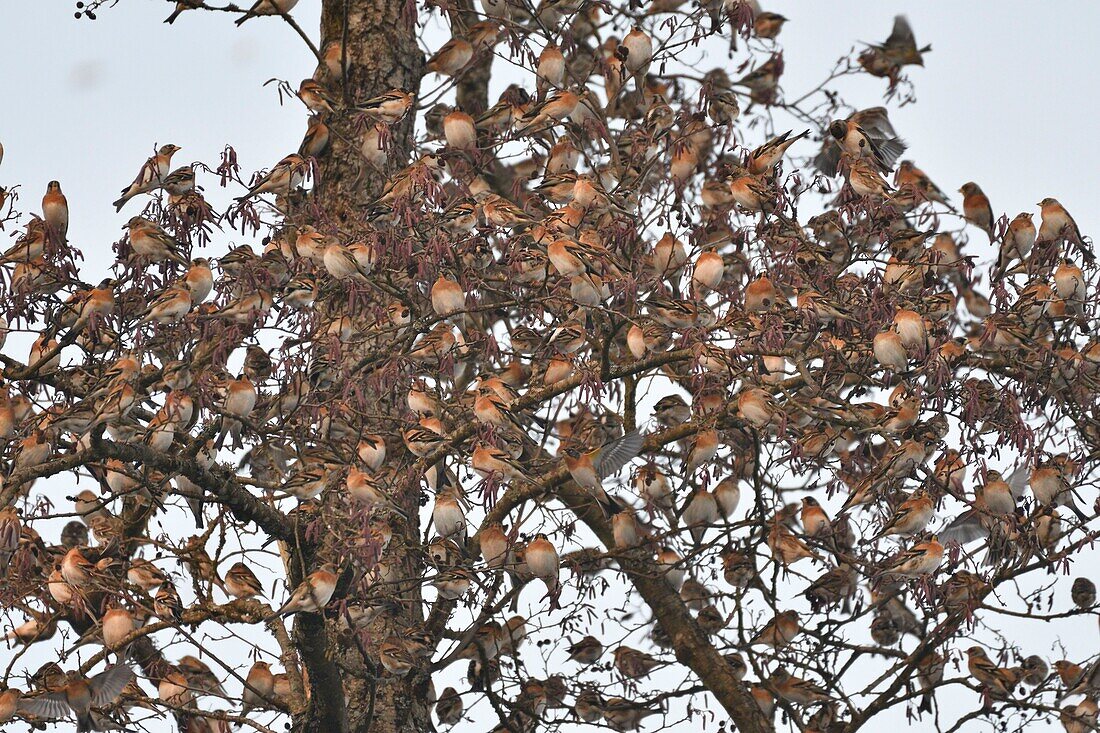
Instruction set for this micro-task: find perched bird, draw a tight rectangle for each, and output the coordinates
[270,563,339,616]
[612,646,662,678]
[241,661,274,715]
[113,144,181,211]
[1071,578,1096,609]
[236,0,300,25]
[525,533,560,599]
[357,89,415,124]
[747,129,809,175]
[966,646,1023,698]
[435,686,463,726]
[768,668,830,705]
[126,216,189,265]
[750,609,801,649]
[223,561,264,599]
[427,38,475,78]
[959,182,995,240]
[997,213,1036,276]
[872,489,935,540]
[41,181,68,242]
[799,496,831,537]
[1039,197,1086,249]
[567,636,603,665]
[879,536,944,578]
[236,154,308,201]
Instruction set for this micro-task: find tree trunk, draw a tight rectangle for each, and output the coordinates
[294,3,427,732]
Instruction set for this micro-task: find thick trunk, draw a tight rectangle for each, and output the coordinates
[294,3,427,732]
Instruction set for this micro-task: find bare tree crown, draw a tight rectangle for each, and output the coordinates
[0,3,1098,733]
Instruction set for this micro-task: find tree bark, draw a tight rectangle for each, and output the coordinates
[294,2,427,732]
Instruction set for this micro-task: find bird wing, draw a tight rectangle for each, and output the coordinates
[853,107,898,140]
[1005,466,1029,500]
[90,664,134,706]
[18,691,71,719]
[870,134,907,171]
[938,511,987,545]
[595,430,644,479]
[884,15,916,50]
[813,143,841,177]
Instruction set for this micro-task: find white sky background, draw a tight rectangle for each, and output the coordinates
[2,1,1100,732]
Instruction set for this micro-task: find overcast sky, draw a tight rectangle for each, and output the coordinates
[1,2,1098,731]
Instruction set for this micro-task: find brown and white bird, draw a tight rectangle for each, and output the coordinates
[41,181,68,242]
[223,561,264,600]
[17,664,133,732]
[126,216,189,265]
[524,533,560,598]
[959,182,995,240]
[235,0,300,25]
[113,144,180,211]
[427,37,474,77]
[966,646,1023,698]
[750,609,801,649]
[270,563,339,616]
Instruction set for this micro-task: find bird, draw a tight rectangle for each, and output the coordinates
[825,111,906,174]
[241,661,274,715]
[41,181,68,242]
[223,562,264,599]
[747,129,809,175]
[427,37,475,78]
[524,533,560,600]
[966,646,1023,698]
[878,536,944,578]
[113,144,180,211]
[612,646,663,678]
[566,636,603,665]
[1071,577,1096,609]
[799,496,831,537]
[1039,197,1087,250]
[859,15,931,84]
[236,0,300,25]
[435,686,463,726]
[814,108,904,176]
[768,668,830,705]
[726,167,778,212]
[750,609,801,649]
[959,182,995,240]
[845,156,894,199]
[870,488,934,540]
[997,213,1036,276]
[357,89,415,124]
[126,216,189,266]
[296,78,336,114]
[236,154,308,201]
[619,27,653,93]
[560,430,644,509]
[270,563,339,616]
[536,44,566,99]
[17,664,133,732]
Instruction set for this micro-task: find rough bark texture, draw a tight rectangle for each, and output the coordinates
[296,2,427,732]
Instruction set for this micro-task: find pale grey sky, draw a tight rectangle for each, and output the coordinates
[1,2,1098,732]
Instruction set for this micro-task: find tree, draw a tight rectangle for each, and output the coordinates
[0,2,1098,733]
